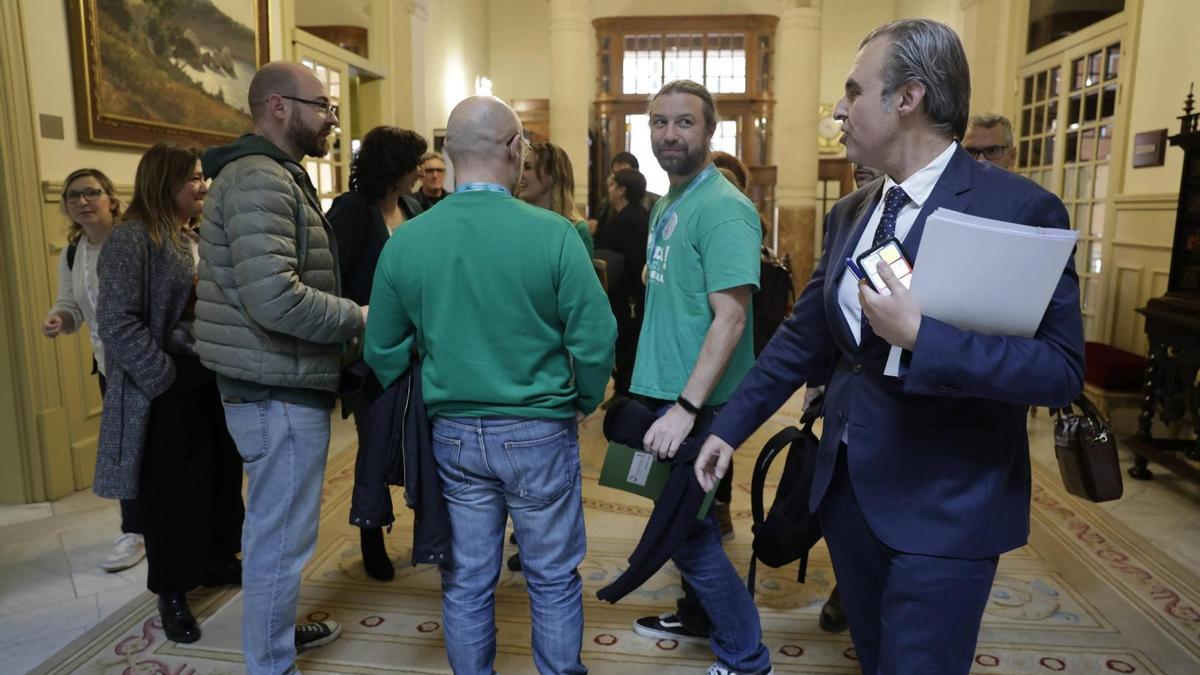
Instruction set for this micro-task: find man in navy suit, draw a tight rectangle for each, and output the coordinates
[694,19,1084,673]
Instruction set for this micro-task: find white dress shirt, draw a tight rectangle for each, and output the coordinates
[836,141,958,345]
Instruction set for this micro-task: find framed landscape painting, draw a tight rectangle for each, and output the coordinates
[67,0,269,148]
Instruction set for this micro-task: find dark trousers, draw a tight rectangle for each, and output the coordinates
[140,355,244,594]
[820,448,998,674]
[612,299,643,397]
[98,373,145,535]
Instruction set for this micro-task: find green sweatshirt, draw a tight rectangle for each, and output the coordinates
[364,189,616,419]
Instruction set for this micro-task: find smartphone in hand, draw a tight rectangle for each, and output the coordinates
[856,237,913,296]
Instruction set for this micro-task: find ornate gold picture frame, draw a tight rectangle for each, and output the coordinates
[66,0,269,149]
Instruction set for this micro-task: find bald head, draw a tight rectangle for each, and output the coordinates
[248,61,320,121]
[445,96,522,168]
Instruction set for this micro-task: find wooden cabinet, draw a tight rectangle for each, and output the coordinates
[1131,108,1200,479]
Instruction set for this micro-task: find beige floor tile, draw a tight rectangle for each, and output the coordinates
[0,596,99,675]
[0,537,76,617]
[0,503,53,528]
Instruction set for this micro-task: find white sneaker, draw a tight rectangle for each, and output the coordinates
[102,533,146,572]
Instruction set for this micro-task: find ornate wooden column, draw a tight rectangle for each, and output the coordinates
[773,1,822,287]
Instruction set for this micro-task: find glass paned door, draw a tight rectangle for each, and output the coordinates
[294,48,351,212]
[1017,37,1121,340]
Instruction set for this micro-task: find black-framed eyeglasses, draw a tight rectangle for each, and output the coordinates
[964,145,1010,161]
[280,95,338,118]
[64,188,105,204]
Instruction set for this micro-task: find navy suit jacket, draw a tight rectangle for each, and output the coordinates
[710,146,1084,559]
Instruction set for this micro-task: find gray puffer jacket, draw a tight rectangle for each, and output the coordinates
[195,134,362,393]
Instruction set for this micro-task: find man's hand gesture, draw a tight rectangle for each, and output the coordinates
[694,434,734,492]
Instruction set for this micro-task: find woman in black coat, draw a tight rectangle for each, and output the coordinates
[328,126,427,581]
[97,143,244,643]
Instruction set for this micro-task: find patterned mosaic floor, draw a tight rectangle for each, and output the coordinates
[31,394,1200,674]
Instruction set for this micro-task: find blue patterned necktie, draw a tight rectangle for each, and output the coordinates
[872,185,910,247]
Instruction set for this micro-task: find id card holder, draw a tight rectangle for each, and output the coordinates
[856,237,913,296]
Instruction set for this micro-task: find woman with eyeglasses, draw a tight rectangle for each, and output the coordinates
[328,125,428,582]
[94,143,245,644]
[519,141,595,258]
[43,169,153,575]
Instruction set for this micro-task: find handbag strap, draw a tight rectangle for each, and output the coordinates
[1052,394,1107,425]
[1074,393,1107,423]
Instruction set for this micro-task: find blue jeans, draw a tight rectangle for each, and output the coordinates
[432,416,587,675]
[223,400,331,675]
[653,402,770,673]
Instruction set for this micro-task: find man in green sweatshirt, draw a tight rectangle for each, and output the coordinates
[364,95,615,675]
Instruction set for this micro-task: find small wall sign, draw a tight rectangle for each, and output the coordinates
[1132,129,1168,168]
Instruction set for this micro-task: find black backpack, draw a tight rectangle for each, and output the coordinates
[746,393,824,597]
[752,252,795,356]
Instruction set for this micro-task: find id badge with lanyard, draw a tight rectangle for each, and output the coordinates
[645,163,717,284]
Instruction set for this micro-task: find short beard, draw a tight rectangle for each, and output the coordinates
[288,114,328,159]
[653,141,709,177]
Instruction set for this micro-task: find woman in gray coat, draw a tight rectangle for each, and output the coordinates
[96,144,244,644]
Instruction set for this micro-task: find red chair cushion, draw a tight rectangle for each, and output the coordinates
[1084,341,1147,391]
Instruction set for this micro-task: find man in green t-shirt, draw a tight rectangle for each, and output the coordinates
[628,80,771,675]
[364,96,615,674]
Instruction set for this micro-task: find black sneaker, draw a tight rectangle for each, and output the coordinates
[295,620,342,652]
[632,613,708,644]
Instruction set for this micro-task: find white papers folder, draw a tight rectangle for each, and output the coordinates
[883,208,1078,377]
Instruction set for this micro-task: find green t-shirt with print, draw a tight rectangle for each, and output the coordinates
[630,165,761,405]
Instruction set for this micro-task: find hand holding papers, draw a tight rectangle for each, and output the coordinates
[882,208,1079,376]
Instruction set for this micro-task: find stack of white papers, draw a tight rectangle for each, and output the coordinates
[884,208,1078,376]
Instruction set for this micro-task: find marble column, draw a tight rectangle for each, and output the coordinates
[773,1,823,288]
[549,0,592,207]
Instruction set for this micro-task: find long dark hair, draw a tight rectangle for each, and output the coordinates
[122,143,202,248]
[349,126,428,201]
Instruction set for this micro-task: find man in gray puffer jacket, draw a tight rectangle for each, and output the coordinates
[195,61,366,674]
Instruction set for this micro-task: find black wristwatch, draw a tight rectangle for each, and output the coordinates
[675,395,701,416]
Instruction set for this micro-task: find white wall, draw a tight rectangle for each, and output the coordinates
[895,0,962,30]
[1120,0,1200,196]
[410,0,491,142]
[487,0,552,102]
[294,0,370,27]
[819,1,897,109]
